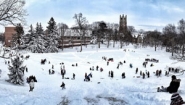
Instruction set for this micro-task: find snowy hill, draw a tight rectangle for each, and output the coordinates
[0,44,185,105]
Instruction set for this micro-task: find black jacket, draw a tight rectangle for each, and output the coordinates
[167,79,181,93]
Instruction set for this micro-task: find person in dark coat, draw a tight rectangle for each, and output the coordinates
[52,65,54,69]
[140,71,142,76]
[136,68,138,74]
[73,73,75,79]
[60,82,65,89]
[52,70,55,74]
[96,66,99,71]
[49,69,51,74]
[117,64,119,69]
[86,76,90,81]
[107,61,109,66]
[165,71,168,76]
[130,63,132,68]
[158,75,181,93]
[147,71,150,78]
[61,70,64,79]
[142,73,145,79]
[111,71,114,78]
[122,72,125,79]
[85,73,87,78]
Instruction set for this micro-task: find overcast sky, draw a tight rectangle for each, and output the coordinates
[1,0,185,32]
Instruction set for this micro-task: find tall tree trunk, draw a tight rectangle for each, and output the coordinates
[119,33,123,48]
[62,37,64,51]
[98,34,100,48]
[172,42,174,56]
[155,41,157,51]
[80,36,83,52]
[113,39,115,48]
[182,44,184,57]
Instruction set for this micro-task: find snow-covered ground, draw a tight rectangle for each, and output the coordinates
[0,43,185,105]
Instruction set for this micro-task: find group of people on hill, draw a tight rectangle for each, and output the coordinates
[29,56,184,105]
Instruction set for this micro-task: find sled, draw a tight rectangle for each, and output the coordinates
[133,76,140,78]
[65,77,69,79]
[108,58,113,62]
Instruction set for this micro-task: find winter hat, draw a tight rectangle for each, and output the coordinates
[172,75,176,79]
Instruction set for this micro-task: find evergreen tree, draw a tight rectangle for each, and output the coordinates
[28,23,47,53]
[11,23,24,49]
[23,24,35,45]
[45,17,60,53]
[7,55,26,85]
[47,17,56,34]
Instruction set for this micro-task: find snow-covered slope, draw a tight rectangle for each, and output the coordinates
[0,44,184,105]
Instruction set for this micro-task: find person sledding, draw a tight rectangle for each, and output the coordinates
[84,73,92,81]
[157,75,181,93]
[84,75,90,81]
[60,82,65,89]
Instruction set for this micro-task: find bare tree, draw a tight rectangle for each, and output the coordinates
[106,23,119,48]
[144,30,161,51]
[58,23,68,51]
[127,26,136,35]
[138,29,144,36]
[177,19,185,58]
[163,24,177,56]
[98,21,107,48]
[0,0,27,26]
[73,13,88,52]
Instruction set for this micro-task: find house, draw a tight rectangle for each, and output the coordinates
[132,32,143,43]
[58,29,92,48]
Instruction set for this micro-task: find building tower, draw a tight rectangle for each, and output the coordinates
[119,14,127,34]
